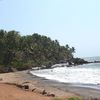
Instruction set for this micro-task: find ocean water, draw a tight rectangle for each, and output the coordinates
[30,56,100,85]
[83,56,100,62]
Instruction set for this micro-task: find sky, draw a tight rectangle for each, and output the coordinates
[0,0,100,57]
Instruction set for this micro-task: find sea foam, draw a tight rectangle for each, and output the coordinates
[30,63,100,84]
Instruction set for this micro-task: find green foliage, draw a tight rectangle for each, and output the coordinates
[0,29,75,72]
[67,97,81,100]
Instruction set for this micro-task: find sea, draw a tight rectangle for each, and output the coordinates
[30,56,100,88]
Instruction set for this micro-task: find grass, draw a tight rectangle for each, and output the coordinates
[67,97,81,100]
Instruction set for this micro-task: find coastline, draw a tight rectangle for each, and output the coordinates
[0,70,100,99]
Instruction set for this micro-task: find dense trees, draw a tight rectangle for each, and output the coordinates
[0,29,75,71]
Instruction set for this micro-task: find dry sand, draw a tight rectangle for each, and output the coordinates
[0,83,52,100]
[0,70,100,100]
[0,70,76,100]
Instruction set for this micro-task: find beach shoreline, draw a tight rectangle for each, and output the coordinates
[0,70,100,99]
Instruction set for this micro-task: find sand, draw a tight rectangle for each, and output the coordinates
[0,70,100,100]
[0,83,52,100]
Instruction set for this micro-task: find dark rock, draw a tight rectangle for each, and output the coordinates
[32,88,36,92]
[16,84,23,88]
[17,84,29,90]
[23,85,29,90]
[47,93,55,97]
[42,90,47,95]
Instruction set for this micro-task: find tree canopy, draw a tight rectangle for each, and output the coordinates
[0,29,75,71]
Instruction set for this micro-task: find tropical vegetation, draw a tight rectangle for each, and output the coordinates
[0,29,87,72]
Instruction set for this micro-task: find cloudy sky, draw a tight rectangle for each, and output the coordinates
[0,0,100,57]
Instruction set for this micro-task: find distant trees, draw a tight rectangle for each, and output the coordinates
[0,29,75,71]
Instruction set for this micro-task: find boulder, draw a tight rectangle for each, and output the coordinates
[22,85,29,90]
[42,90,47,95]
[47,93,55,97]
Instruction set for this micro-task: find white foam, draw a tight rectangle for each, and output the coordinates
[30,63,100,84]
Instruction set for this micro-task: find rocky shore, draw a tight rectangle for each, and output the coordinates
[0,70,100,100]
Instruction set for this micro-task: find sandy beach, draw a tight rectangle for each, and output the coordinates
[0,70,100,100]
[0,83,52,100]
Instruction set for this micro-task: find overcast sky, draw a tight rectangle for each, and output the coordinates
[0,0,100,57]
